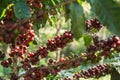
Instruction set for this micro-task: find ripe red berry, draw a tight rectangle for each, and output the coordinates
[19,26,25,32]
[38,3,43,8]
[113,35,119,42]
[59,57,66,62]
[117,40,120,46]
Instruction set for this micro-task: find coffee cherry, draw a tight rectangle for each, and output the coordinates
[117,40,120,46]
[38,2,43,8]
[1,58,12,67]
[85,18,102,32]
[22,63,31,70]
[10,73,18,80]
[39,47,48,58]
[0,51,5,60]
[26,0,43,9]
[113,35,119,42]
[59,57,66,62]
[27,52,35,58]
[48,59,53,64]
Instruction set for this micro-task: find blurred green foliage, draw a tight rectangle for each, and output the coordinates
[0,0,120,80]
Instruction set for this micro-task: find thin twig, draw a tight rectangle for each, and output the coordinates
[12,55,18,74]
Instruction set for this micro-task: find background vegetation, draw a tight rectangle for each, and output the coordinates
[0,0,120,80]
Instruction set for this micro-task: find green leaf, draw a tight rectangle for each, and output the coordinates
[0,0,11,19]
[77,0,85,5]
[111,68,120,80]
[64,1,85,40]
[0,65,3,76]
[16,0,26,2]
[83,34,93,47]
[29,41,37,46]
[87,0,120,35]
[3,67,11,75]
[14,1,31,19]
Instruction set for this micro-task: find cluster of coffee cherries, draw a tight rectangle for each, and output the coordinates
[85,18,102,32]
[23,65,60,80]
[86,35,120,63]
[21,58,31,70]
[1,58,12,67]
[22,47,48,67]
[21,55,84,79]
[21,59,60,79]
[0,51,10,67]
[0,6,16,43]
[21,31,73,68]
[10,73,18,80]
[10,20,35,58]
[0,21,17,44]
[21,47,48,69]
[26,0,43,9]
[47,31,73,51]
[73,64,110,79]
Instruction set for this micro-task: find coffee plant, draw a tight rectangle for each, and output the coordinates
[0,0,120,80]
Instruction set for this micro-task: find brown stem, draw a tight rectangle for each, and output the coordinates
[56,50,61,61]
[12,55,18,74]
[55,20,62,61]
[18,54,87,79]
